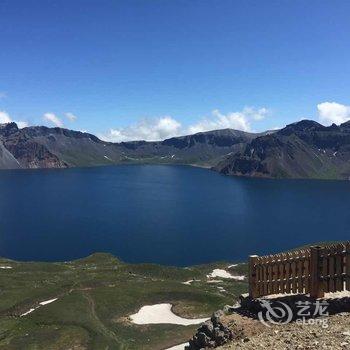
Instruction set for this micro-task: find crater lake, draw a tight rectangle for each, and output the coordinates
[0,165,349,266]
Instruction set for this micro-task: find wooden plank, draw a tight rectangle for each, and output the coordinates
[255,264,260,296]
[263,263,268,296]
[322,253,329,294]
[310,246,323,298]
[258,265,264,296]
[271,263,276,294]
[267,261,272,295]
[275,257,280,294]
[304,258,310,294]
[285,260,291,294]
[346,243,350,290]
[328,254,335,292]
[297,258,304,294]
[279,261,284,294]
[249,255,259,298]
[336,253,343,291]
[291,260,297,294]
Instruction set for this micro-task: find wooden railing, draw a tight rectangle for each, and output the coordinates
[249,242,350,298]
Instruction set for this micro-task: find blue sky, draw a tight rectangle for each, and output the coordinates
[0,0,350,141]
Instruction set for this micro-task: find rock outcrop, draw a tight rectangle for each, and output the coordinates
[186,310,236,349]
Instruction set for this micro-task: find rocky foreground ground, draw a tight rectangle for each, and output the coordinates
[187,293,350,350]
[218,312,350,350]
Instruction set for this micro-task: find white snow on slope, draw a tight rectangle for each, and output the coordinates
[165,342,189,350]
[130,303,209,325]
[207,269,245,281]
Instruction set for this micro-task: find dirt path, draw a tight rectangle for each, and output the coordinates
[82,292,119,344]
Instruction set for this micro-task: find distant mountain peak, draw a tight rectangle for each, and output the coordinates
[0,122,19,136]
[277,120,326,137]
[214,118,350,180]
[340,120,350,129]
[285,119,323,131]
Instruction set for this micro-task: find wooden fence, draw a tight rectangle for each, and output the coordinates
[249,242,350,298]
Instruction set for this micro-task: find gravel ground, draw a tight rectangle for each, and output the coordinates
[218,312,350,350]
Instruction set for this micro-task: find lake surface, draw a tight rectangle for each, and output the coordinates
[0,165,349,266]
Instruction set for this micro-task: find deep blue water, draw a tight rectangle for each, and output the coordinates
[0,165,349,266]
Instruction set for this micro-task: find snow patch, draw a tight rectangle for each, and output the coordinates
[207,269,245,281]
[182,279,200,285]
[182,280,193,285]
[20,298,58,317]
[20,308,36,317]
[39,298,58,306]
[129,303,209,325]
[0,266,13,269]
[206,279,223,284]
[227,264,238,269]
[165,343,189,350]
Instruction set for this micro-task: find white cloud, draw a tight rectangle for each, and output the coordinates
[317,102,350,125]
[16,121,28,128]
[103,116,182,142]
[65,112,77,122]
[187,107,268,134]
[101,107,268,142]
[43,113,63,127]
[0,111,28,128]
[0,111,12,124]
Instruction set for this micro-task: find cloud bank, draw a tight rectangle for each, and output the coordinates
[43,113,64,127]
[188,107,267,134]
[65,112,77,121]
[102,107,268,142]
[106,116,181,142]
[317,102,350,125]
[0,111,28,128]
[43,112,78,127]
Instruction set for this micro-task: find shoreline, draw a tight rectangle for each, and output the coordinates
[1,161,349,182]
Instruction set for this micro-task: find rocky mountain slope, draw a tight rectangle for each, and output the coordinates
[0,122,259,169]
[214,120,350,180]
[3,120,350,179]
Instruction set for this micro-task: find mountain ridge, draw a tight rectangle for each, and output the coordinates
[2,120,350,180]
[0,122,260,169]
[214,119,350,180]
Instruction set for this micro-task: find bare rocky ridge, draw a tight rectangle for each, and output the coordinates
[0,139,20,169]
[2,119,350,179]
[214,120,350,179]
[0,122,260,169]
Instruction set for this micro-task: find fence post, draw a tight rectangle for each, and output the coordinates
[346,243,350,291]
[249,255,258,298]
[310,246,323,298]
